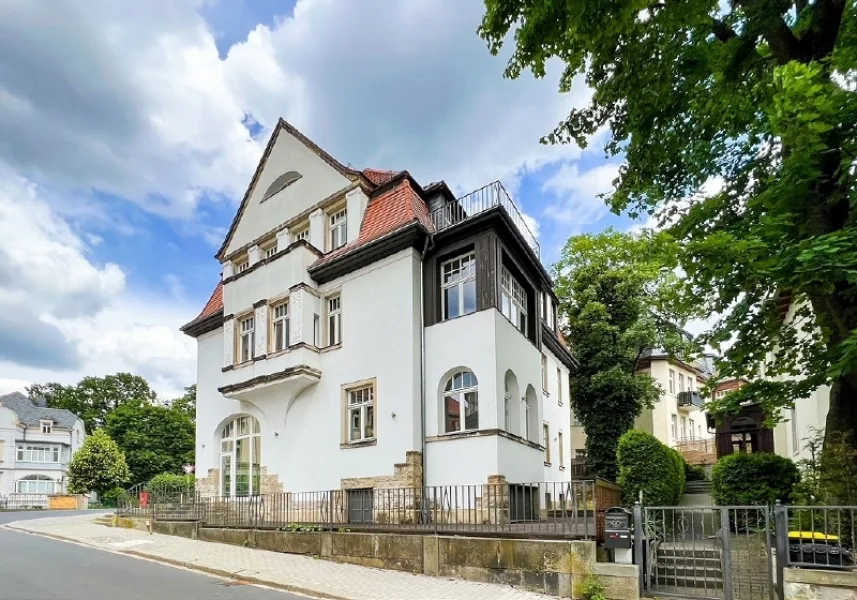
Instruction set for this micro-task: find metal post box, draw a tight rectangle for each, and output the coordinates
[604,506,632,549]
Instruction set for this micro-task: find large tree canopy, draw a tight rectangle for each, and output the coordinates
[556,229,689,479]
[480,1,857,444]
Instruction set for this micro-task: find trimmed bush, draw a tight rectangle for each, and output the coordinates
[617,430,686,506]
[148,472,194,491]
[684,461,708,482]
[711,453,800,505]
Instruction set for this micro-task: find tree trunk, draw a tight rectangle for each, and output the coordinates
[824,372,857,449]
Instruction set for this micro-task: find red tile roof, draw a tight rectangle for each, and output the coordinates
[362,168,400,186]
[181,282,223,331]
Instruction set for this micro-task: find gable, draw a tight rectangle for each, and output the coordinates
[221,121,357,259]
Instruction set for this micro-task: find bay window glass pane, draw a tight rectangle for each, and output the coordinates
[365,406,374,438]
[350,408,361,441]
[235,438,250,496]
[444,395,461,433]
[444,285,460,319]
[464,391,478,430]
[463,278,476,315]
[252,436,261,495]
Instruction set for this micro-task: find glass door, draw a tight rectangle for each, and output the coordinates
[220,453,232,497]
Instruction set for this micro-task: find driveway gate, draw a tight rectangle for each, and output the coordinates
[638,506,775,600]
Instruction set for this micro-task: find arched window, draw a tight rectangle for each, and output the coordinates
[443,369,478,433]
[262,171,302,202]
[219,415,262,497]
[17,475,55,494]
[524,385,538,442]
[503,370,519,435]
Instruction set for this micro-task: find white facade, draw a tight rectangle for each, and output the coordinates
[186,120,576,497]
[636,357,709,447]
[0,393,86,496]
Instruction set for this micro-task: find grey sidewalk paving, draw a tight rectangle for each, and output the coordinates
[5,514,550,600]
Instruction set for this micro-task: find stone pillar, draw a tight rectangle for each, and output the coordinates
[484,474,510,525]
[346,187,369,244]
[223,317,234,367]
[248,244,261,267]
[254,302,268,358]
[309,208,325,251]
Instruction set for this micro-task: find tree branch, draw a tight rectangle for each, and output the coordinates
[803,0,846,60]
[712,18,739,43]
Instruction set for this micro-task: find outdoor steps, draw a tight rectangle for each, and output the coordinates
[655,544,723,588]
[658,546,720,560]
[685,480,712,494]
[652,573,725,589]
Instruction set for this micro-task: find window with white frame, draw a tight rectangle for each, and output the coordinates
[236,258,250,273]
[681,416,687,439]
[347,384,375,443]
[504,379,512,432]
[238,315,255,362]
[558,431,565,468]
[576,449,588,459]
[263,243,277,259]
[328,208,347,251]
[500,266,527,333]
[16,445,59,463]
[689,378,695,392]
[669,369,675,394]
[327,295,342,346]
[541,355,548,391]
[689,419,696,439]
[16,475,56,494]
[443,369,478,433]
[293,225,310,244]
[571,411,582,426]
[271,302,290,352]
[671,414,678,439]
[441,253,476,320]
[220,415,262,497]
[543,423,550,463]
[313,313,320,346]
[679,373,685,392]
[41,420,52,434]
[556,368,563,405]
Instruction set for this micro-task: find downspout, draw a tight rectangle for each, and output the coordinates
[419,232,434,498]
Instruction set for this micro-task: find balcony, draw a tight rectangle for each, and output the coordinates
[674,436,717,466]
[430,181,540,258]
[677,391,705,409]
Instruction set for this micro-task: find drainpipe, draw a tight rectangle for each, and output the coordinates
[419,233,434,499]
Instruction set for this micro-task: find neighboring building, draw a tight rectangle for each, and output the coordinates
[181,119,576,498]
[0,392,86,496]
[768,292,831,462]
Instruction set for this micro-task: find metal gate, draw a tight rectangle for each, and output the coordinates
[640,506,775,600]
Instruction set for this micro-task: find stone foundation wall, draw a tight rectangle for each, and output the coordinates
[341,451,423,490]
[785,567,857,600]
[196,466,282,498]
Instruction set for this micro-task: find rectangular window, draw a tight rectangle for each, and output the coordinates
[671,414,678,439]
[500,266,528,334]
[681,416,687,439]
[791,407,799,455]
[541,354,548,391]
[53,447,60,463]
[20,445,54,463]
[236,259,249,273]
[571,411,582,426]
[347,384,375,442]
[558,431,565,468]
[669,370,675,394]
[689,419,696,439]
[238,315,255,362]
[41,421,52,434]
[327,295,342,346]
[552,301,558,331]
[271,302,290,352]
[556,368,563,405]
[543,423,550,464]
[264,244,277,259]
[441,253,476,320]
[17,479,55,494]
[293,226,310,244]
[678,373,685,393]
[16,446,23,461]
[328,208,347,251]
[313,313,320,347]
[576,449,588,459]
[688,378,695,392]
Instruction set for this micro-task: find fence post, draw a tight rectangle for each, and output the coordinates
[633,501,644,596]
[720,507,733,600]
[774,501,788,600]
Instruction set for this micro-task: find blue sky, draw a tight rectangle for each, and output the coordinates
[0,0,640,398]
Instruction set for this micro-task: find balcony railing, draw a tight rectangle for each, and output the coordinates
[677,391,705,408]
[430,181,540,258]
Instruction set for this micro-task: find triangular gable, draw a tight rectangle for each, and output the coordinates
[217,119,369,260]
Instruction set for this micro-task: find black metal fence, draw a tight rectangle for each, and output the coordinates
[781,505,856,569]
[119,479,620,540]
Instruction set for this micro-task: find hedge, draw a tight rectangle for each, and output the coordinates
[711,452,800,505]
[617,430,686,506]
[148,472,194,491]
[684,461,708,482]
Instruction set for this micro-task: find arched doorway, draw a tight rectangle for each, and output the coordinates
[219,415,262,497]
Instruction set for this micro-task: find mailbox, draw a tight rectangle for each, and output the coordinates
[604,506,632,550]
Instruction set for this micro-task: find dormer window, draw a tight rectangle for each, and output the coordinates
[328,208,347,251]
[263,242,277,259]
[236,258,250,273]
[292,224,310,244]
[40,420,52,434]
[262,171,302,202]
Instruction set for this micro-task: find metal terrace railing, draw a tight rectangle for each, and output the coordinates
[430,181,540,258]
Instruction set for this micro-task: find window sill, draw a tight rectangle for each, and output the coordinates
[341,438,377,449]
[320,343,343,353]
[268,348,290,360]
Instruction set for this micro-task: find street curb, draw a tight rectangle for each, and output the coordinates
[5,523,348,600]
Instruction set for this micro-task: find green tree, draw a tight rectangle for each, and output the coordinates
[555,229,689,479]
[103,400,195,484]
[480,1,857,448]
[171,384,196,422]
[29,373,157,433]
[67,429,131,497]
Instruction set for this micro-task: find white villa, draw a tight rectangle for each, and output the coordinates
[181,119,577,499]
[0,392,86,496]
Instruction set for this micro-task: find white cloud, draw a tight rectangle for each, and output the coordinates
[542,163,622,227]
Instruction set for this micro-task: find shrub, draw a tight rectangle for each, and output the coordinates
[68,429,131,497]
[148,472,194,492]
[711,452,800,505]
[684,461,708,482]
[617,430,685,506]
[100,486,127,507]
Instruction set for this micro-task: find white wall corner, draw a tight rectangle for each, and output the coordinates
[222,262,234,279]
[309,208,325,251]
[248,245,261,266]
[289,288,304,346]
[223,318,235,367]
[254,304,268,357]
[346,188,369,244]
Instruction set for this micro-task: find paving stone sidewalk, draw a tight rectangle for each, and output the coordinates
[6,514,549,600]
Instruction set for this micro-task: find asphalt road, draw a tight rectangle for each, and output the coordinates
[0,510,307,600]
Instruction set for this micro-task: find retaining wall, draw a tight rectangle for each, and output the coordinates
[784,568,857,600]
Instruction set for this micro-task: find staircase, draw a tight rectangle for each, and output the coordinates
[654,544,724,590]
[685,480,712,495]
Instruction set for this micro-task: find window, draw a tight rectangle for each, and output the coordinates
[220,415,262,497]
[238,315,255,362]
[500,267,527,333]
[504,379,512,432]
[558,431,565,468]
[17,445,59,463]
[681,416,687,439]
[347,384,375,443]
[271,302,290,352]
[698,424,703,439]
[571,411,582,426]
[16,475,55,494]
[576,449,588,459]
[556,368,563,406]
[328,208,347,250]
[327,295,342,346]
[441,253,476,320]
[236,259,250,273]
[262,171,302,201]
[543,423,551,464]
[791,407,799,455]
[264,244,277,259]
[671,414,678,439]
[541,355,548,391]
[41,420,52,434]
[552,301,558,331]
[541,293,547,320]
[678,373,685,393]
[443,369,478,433]
[688,378,695,392]
[313,313,320,346]
[669,370,675,394]
[689,419,696,439]
[293,226,310,244]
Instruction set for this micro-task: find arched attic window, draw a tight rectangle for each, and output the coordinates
[262,171,302,202]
